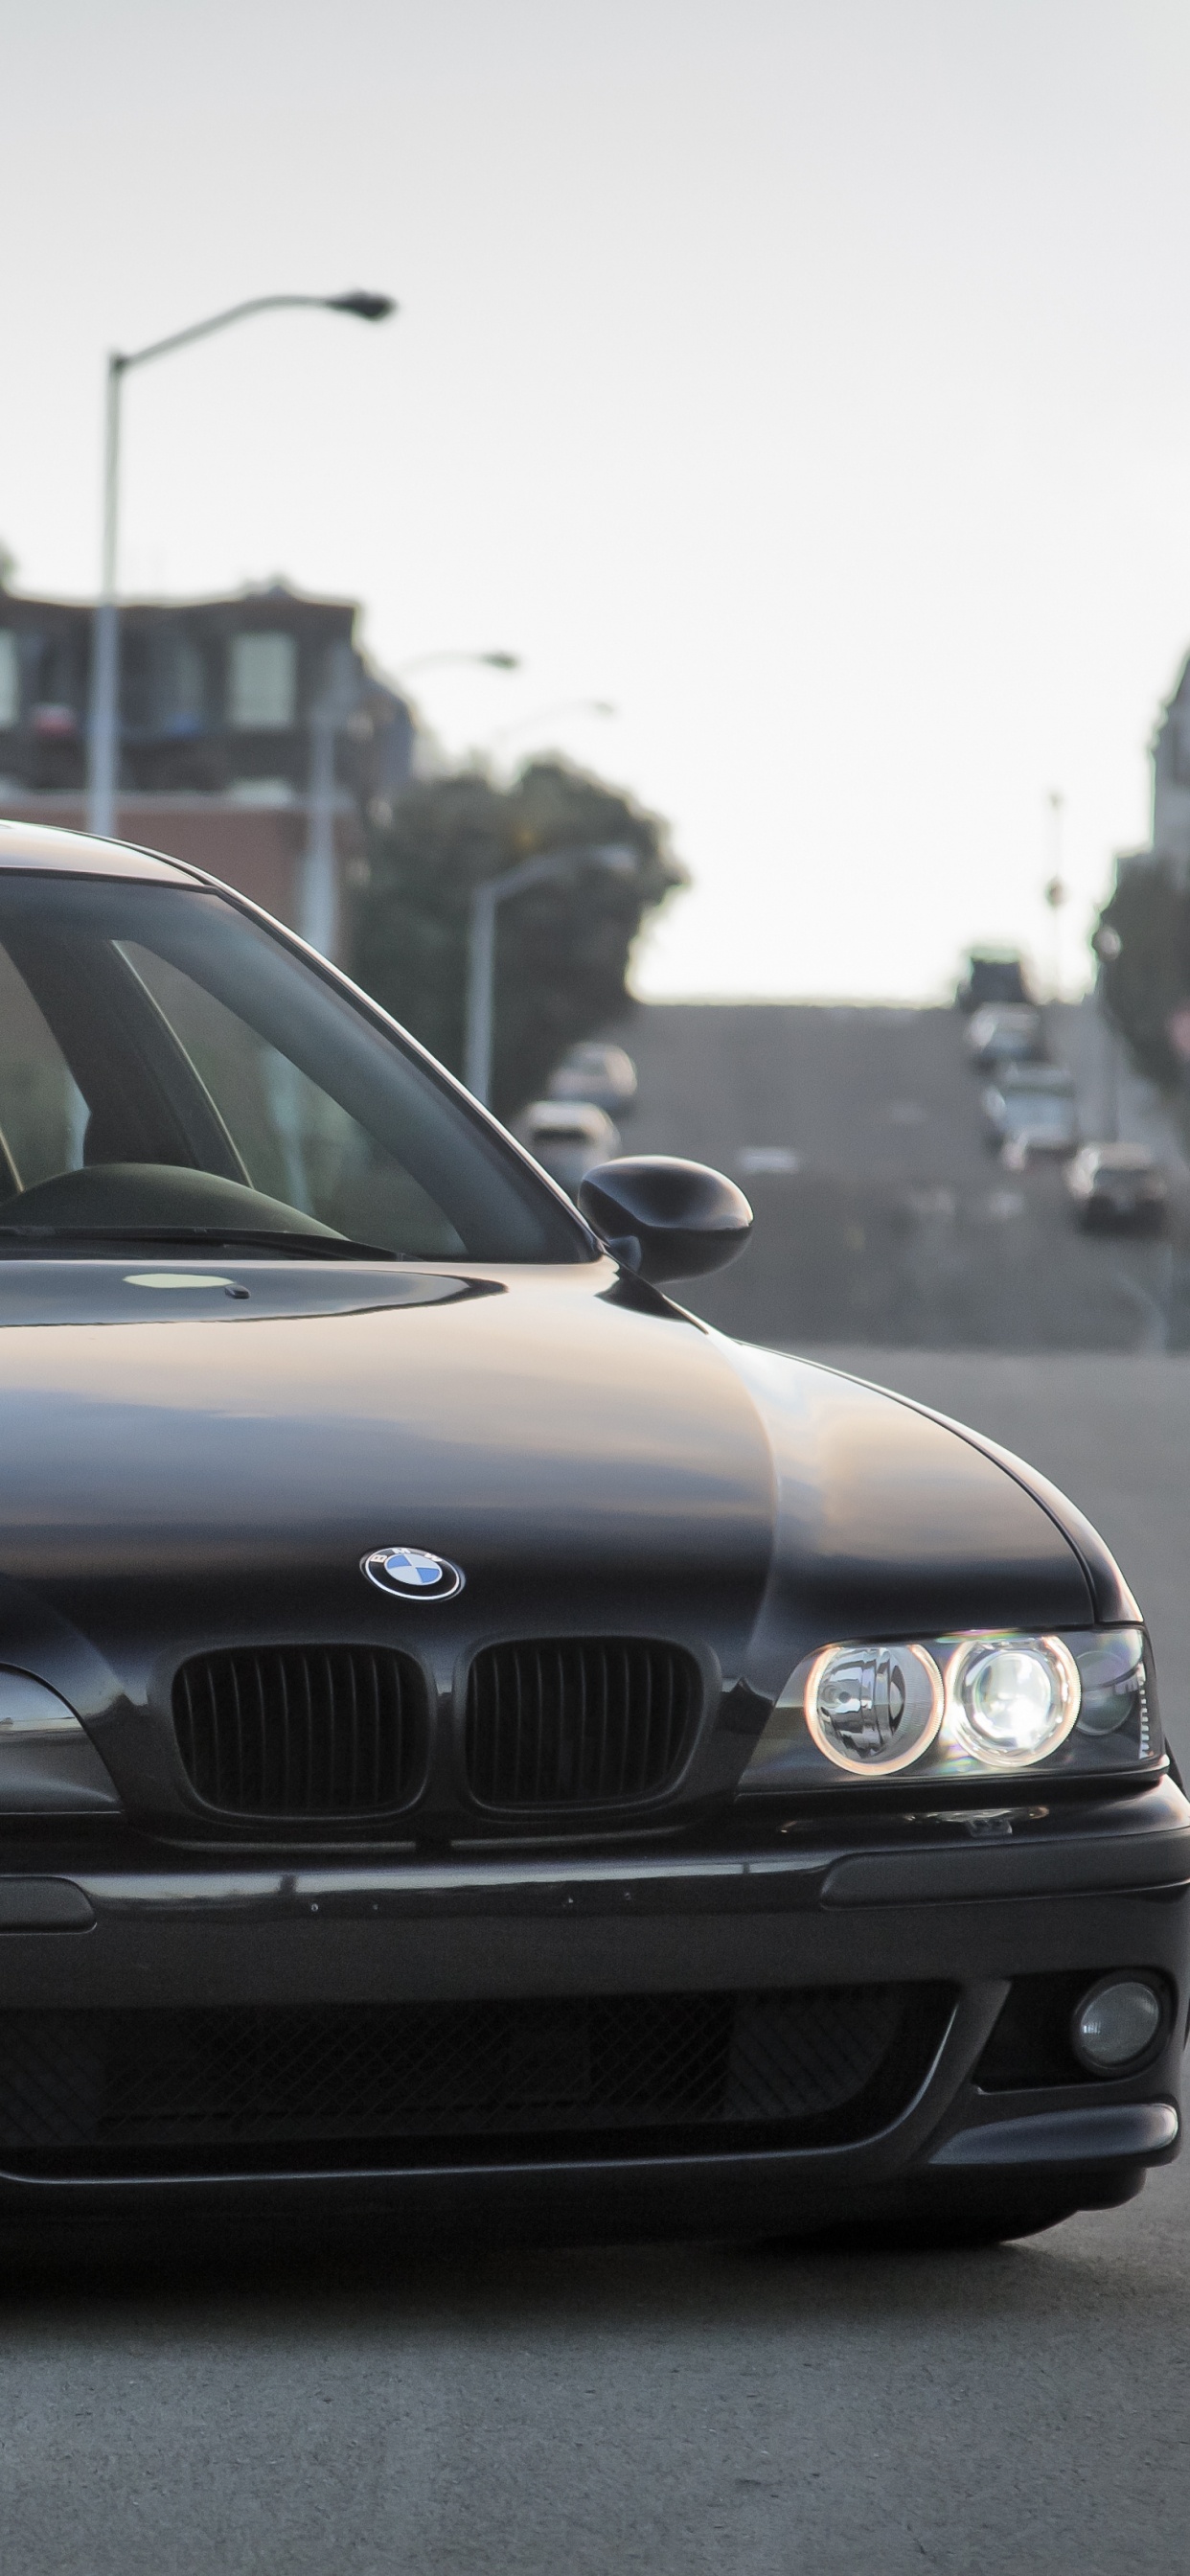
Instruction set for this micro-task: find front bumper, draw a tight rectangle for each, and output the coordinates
[0,1778,1185,2231]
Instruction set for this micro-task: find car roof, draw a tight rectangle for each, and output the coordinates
[0,818,199,885]
[525,1100,614,1136]
[1083,1142,1157,1170]
[563,1042,629,1070]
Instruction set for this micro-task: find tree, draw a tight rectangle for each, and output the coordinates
[1095,862,1190,1094]
[348,759,687,1117]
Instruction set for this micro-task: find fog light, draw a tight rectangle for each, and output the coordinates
[1071,1976,1163,2072]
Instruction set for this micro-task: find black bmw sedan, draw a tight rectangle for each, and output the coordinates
[0,816,1183,2251]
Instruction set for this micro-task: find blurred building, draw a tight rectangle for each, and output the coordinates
[1118,653,1190,887]
[0,577,419,959]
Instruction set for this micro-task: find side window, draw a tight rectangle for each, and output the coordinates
[227,632,297,730]
[0,945,86,1193]
[119,942,465,1256]
[0,632,19,728]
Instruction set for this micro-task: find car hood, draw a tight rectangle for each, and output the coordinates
[0,1260,1111,1742]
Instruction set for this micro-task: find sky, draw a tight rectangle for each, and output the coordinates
[3,0,1190,1000]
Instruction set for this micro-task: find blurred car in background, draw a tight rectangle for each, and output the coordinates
[965,1003,1045,1070]
[957,948,1033,1013]
[1065,1143,1169,1232]
[982,1065,1078,1160]
[523,1099,621,1197]
[548,1042,638,1115]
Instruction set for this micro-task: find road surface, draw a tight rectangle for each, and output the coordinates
[1,1352,1188,2576]
[607,998,1189,1349]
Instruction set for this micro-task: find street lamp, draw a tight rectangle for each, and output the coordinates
[85,288,397,839]
[396,651,520,678]
[486,699,616,756]
[464,843,636,1108]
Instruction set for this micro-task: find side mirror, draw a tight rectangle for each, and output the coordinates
[578,1156,753,1284]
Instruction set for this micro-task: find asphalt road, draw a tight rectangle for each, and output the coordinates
[3,1352,1189,2576]
[609,999,1190,1349]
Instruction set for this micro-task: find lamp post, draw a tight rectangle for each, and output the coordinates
[1043,789,1067,1001]
[85,288,396,840]
[1092,923,1123,1142]
[301,638,365,958]
[464,843,635,1108]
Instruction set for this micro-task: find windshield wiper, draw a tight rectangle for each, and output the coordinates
[0,1226,407,1263]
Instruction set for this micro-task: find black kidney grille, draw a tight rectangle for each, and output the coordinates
[172,1645,426,1817]
[465,1639,700,1807]
[0,1985,950,2167]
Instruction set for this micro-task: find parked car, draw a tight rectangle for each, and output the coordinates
[548,1041,638,1115]
[0,817,1180,2255]
[1066,1143,1169,1232]
[957,949,1032,1013]
[522,1099,621,1196]
[965,1003,1045,1070]
[983,1064,1078,1158]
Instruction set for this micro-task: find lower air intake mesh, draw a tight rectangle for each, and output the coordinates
[0,1987,950,2171]
[465,1638,700,1806]
[172,1645,426,1817]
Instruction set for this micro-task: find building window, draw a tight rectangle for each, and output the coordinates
[34,638,78,719]
[173,636,207,724]
[159,633,208,737]
[0,632,19,729]
[228,632,298,730]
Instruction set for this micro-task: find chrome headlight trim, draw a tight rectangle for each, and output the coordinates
[944,1633,1082,1770]
[742,1624,1153,1793]
[804,1640,946,1777]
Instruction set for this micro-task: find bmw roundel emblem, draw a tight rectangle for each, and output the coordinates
[362,1545,464,1602]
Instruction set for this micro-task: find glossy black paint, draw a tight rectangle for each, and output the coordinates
[0,1259,1115,1832]
[0,1800,1183,2233]
[0,822,1181,2236]
[578,1155,754,1282]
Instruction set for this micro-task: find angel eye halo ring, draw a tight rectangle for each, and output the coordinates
[948,1633,1080,1767]
[747,1625,1133,1791]
[804,1640,946,1776]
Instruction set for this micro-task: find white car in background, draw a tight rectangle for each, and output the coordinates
[965,1003,1045,1070]
[548,1042,637,1115]
[982,1065,1078,1161]
[522,1099,622,1197]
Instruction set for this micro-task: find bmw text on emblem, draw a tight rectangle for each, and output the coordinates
[362,1546,465,1602]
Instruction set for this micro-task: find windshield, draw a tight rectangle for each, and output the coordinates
[1003,1092,1074,1132]
[0,873,590,1263]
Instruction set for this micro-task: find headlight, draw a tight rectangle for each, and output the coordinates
[1074,1629,1150,1737]
[948,1636,1079,1768]
[741,1624,1158,1791]
[0,1668,122,1812]
[804,1642,944,1776]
